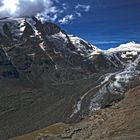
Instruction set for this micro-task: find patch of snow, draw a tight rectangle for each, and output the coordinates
[40,42,46,51]
[107,42,140,52]
[26,18,43,39]
[121,51,138,59]
[27,53,36,57]
[89,102,101,112]
[113,53,125,66]
[121,53,127,58]
[49,31,68,44]
[70,100,81,118]
[39,42,58,70]
[47,32,75,59]
[18,19,26,32]
[69,35,101,58]
[127,51,138,56]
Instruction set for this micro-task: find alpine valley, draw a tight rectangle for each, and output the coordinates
[0,17,140,140]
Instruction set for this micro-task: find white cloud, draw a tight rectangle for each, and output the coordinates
[94,41,119,45]
[58,3,91,24]
[51,14,58,22]
[75,11,82,17]
[75,4,91,12]
[0,0,91,24]
[62,3,68,10]
[58,14,74,24]
[0,0,58,17]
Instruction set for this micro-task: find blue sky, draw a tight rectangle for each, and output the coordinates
[56,0,140,50]
[0,0,140,49]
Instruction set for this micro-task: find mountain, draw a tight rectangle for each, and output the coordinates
[0,17,140,140]
[13,84,140,140]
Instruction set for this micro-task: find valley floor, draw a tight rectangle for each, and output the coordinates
[11,85,140,140]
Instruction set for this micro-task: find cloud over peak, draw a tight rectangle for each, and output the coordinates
[0,0,91,25]
[0,0,58,17]
[58,14,74,24]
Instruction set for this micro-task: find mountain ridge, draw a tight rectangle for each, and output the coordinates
[0,17,140,140]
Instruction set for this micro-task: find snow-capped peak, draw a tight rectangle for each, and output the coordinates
[69,35,100,51]
[69,35,101,57]
[107,42,140,52]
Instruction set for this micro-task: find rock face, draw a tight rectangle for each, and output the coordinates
[0,17,140,140]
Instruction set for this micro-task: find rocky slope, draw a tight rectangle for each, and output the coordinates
[0,17,140,139]
[48,84,140,140]
[11,82,140,140]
